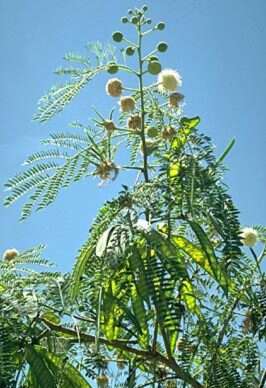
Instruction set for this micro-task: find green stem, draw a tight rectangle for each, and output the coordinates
[137,21,149,184]
[96,287,102,353]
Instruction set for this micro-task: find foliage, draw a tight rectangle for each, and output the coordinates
[2,5,265,388]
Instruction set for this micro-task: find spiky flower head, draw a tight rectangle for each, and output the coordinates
[2,248,19,261]
[162,126,176,140]
[169,92,184,108]
[127,114,142,131]
[105,78,123,97]
[119,96,135,112]
[95,161,119,181]
[157,69,182,93]
[240,227,258,247]
[103,120,116,135]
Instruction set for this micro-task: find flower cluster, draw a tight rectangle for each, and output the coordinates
[157,69,182,93]
[2,248,19,261]
[240,227,258,247]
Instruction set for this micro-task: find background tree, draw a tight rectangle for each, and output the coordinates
[1,5,265,388]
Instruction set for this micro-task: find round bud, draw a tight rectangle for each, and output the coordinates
[142,5,148,11]
[128,9,133,15]
[107,62,119,74]
[112,31,123,42]
[146,18,152,24]
[156,22,165,31]
[147,126,159,138]
[157,42,168,52]
[121,16,128,24]
[131,16,139,24]
[125,46,135,56]
[148,61,162,75]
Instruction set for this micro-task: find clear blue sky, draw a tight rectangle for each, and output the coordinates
[1,0,265,272]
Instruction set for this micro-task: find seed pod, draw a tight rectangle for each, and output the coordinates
[148,61,162,75]
[112,31,123,42]
[162,126,176,140]
[157,42,168,52]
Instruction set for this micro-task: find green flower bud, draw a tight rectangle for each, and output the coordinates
[157,42,168,52]
[148,61,162,75]
[128,9,133,15]
[149,55,159,62]
[142,5,148,11]
[112,31,123,42]
[146,18,152,24]
[131,16,139,24]
[147,127,159,138]
[126,46,135,56]
[107,62,119,74]
[121,16,128,23]
[156,22,165,30]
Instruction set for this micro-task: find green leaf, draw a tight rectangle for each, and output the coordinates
[35,346,92,387]
[69,245,95,300]
[130,284,150,347]
[180,116,200,129]
[180,279,202,317]
[188,221,228,291]
[25,346,57,388]
[95,226,116,257]
[41,312,60,325]
[172,229,228,292]
[215,138,236,166]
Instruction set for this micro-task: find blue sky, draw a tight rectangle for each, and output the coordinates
[1,0,265,272]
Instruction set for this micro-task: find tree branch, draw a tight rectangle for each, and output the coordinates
[40,318,203,388]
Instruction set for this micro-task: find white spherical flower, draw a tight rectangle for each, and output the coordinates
[240,227,258,247]
[135,219,151,232]
[2,248,19,261]
[105,78,123,97]
[157,69,182,93]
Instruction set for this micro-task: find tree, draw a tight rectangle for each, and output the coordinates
[1,5,265,388]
